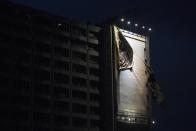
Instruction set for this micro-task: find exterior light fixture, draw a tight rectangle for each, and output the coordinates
[152,120,156,124]
[142,26,145,29]
[127,21,131,25]
[135,23,138,27]
[148,28,152,31]
[121,18,124,22]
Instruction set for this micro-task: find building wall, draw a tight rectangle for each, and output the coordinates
[0,2,101,131]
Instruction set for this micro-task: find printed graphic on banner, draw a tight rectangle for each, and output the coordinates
[117,31,133,70]
[114,26,149,124]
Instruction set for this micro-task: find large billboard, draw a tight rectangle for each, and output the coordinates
[114,26,150,124]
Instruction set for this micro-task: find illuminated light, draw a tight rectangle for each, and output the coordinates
[121,117,125,120]
[121,18,124,22]
[135,23,138,27]
[127,21,131,25]
[142,26,145,29]
[128,118,131,121]
[152,120,156,124]
[148,28,152,31]
[58,23,62,26]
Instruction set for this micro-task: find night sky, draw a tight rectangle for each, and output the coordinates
[9,0,196,131]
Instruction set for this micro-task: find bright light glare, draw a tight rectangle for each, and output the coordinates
[135,23,138,27]
[148,28,152,31]
[121,18,124,22]
[142,26,145,29]
[152,120,156,124]
[127,21,131,24]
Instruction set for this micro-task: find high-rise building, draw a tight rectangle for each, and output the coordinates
[0,1,101,131]
[0,1,155,131]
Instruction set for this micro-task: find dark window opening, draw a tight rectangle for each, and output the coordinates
[13,23,31,35]
[11,125,29,131]
[88,31,97,39]
[72,91,87,100]
[90,80,99,89]
[35,56,50,67]
[12,109,29,122]
[16,52,31,64]
[72,51,86,62]
[54,101,69,112]
[54,60,69,71]
[15,37,32,50]
[54,86,69,98]
[54,115,69,127]
[72,26,86,37]
[13,79,30,94]
[88,43,98,52]
[34,69,50,81]
[90,106,99,115]
[90,68,99,77]
[90,93,99,102]
[54,37,70,48]
[72,64,86,74]
[34,98,50,109]
[54,46,69,58]
[71,40,87,51]
[72,117,87,127]
[34,83,50,95]
[89,55,98,64]
[54,72,69,84]
[0,62,10,74]
[34,112,50,125]
[13,96,29,107]
[90,120,99,128]
[72,103,87,114]
[72,77,87,87]
[33,126,50,131]
[36,42,50,53]
[15,65,30,76]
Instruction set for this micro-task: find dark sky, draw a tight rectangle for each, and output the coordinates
[10,0,196,131]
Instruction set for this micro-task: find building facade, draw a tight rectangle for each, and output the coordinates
[0,1,101,131]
